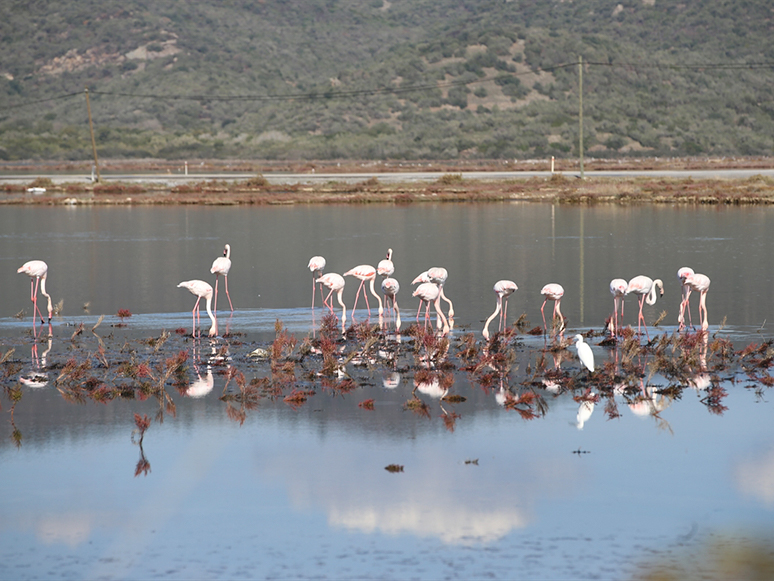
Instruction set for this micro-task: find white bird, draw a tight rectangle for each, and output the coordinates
[308,255,326,309]
[483,280,518,340]
[574,334,595,372]
[609,278,627,336]
[677,267,694,330]
[211,244,233,312]
[377,249,394,278]
[625,275,664,340]
[178,280,218,337]
[17,259,53,327]
[381,277,401,331]
[317,272,347,324]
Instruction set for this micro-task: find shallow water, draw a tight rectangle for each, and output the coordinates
[1,204,773,580]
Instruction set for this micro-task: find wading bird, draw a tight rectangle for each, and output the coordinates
[626,275,664,340]
[677,266,694,330]
[413,281,449,334]
[377,249,394,278]
[211,244,233,312]
[17,260,53,332]
[483,280,518,340]
[574,334,595,372]
[381,277,401,331]
[540,283,565,334]
[317,272,347,324]
[344,264,383,317]
[308,255,326,309]
[684,272,711,331]
[178,280,218,337]
[609,278,628,336]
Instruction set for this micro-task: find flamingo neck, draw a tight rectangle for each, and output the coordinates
[368,278,384,313]
[483,297,502,339]
[39,276,53,319]
[336,290,347,324]
[205,294,218,336]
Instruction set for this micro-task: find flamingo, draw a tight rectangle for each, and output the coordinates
[412,281,449,334]
[483,280,518,340]
[317,273,347,324]
[412,267,454,326]
[381,277,401,331]
[540,283,565,334]
[609,278,628,336]
[574,334,595,372]
[210,244,233,312]
[377,249,394,278]
[343,264,383,317]
[625,275,664,340]
[677,266,694,330]
[17,260,53,331]
[684,273,711,330]
[178,280,218,337]
[308,255,326,309]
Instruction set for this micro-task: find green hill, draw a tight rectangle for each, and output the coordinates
[1,0,772,161]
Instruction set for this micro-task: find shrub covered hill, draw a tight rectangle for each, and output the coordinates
[1,0,773,162]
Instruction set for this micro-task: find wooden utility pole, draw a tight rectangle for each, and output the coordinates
[85,87,102,183]
[578,55,584,179]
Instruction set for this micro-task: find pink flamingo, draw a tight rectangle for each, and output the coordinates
[677,266,694,330]
[684,273,711,330]
[412,281,449,334]
[625,275,664,340]
[377,249,394,278]
[308,255,326,309]
[210,244,233,312]
[317,273,347,324]
[381,277,401,331]
[483,280,518,340]
[412,267,454,326]
[177,280,218,337]
[540,283,565,334]
[609,278,627,336]
[344,264,383,317]
[17,260,53,334]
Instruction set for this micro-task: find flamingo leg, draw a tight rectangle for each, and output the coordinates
[323,287,335,315]
[192,296,202,337]
[223,275,233,311]
[500,296,508,333]
[312,277,317,309]
[213,276,220,313]
[31,277,45,325]
[351,280,366,318]
[540,299,549,333]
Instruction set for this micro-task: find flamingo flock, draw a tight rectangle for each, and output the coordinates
[16,244,713,371]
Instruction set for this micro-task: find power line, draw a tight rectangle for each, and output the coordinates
[0,60,772,112]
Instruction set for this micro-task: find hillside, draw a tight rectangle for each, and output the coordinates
[1,0,773,161]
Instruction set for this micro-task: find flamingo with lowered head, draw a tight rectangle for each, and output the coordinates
[381,277,401,331]
[211,244,233,312]
[540,283,565,335]
[178,280,218,337]
[609,278,628,336]
[684,272,711,331]
[308,255,326,309]
[625,275,664,340]
[413,281,449,335]
[317,272,347,324]
[677,266,694,330]
[344,264,383,317]
[483,280,518,340]
[18,260,53,327]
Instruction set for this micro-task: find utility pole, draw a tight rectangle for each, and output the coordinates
[578,55,584,179]
[85,87,102,183]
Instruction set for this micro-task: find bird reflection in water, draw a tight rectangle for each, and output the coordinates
[20,335,53,388]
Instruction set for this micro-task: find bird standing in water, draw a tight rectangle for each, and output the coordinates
[684,272,711,331]
[540,283,565,335]
[609,278,628,337]
[308,255,326,309]
[211,244,233,312]
[17,260,53,334]
[483,280,518,340]
[178,280,218,337]
[344,264,383,317]
[626,275,664,340]
[574,334,595,373]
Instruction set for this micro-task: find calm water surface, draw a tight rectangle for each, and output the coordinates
[1,204,773,580]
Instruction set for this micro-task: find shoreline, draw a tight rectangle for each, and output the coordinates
[4,172,774,205]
